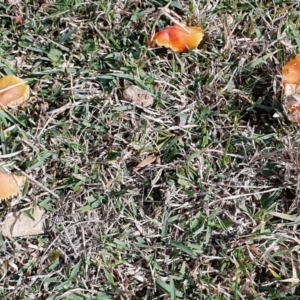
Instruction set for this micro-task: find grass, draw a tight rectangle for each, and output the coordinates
[1,0,300,299]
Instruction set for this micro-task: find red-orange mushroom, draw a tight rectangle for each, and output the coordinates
[150,25,204,52]
[282,55,300,122]
[282,54,300,95]
[0,171,26,200]
[0,75,29,107]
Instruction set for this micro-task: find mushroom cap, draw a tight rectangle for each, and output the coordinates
[282,55,300,122]
[282,54,300,97]
[150,25,204,52]
[0,171,26,200]
[0,75,30,107]
[282,55,300,85]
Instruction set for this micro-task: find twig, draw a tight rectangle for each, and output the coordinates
[13,167,60,200]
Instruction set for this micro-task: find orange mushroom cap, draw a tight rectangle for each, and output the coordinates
[282,55,300,85]
[282,55,300,122]
[150,25,204,52]
[0,171,26,200]
[0,75,29,107]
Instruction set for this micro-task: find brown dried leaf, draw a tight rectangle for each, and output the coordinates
[268,211,299,222]
[123,85,153,108]
[2,207,44,237]
[133,155,156,172]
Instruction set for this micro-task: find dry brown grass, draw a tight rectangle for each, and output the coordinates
[1,0,300,299]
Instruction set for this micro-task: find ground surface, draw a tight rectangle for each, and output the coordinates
[1,0,300,299]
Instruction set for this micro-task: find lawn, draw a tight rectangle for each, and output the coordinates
[1,0,300,299]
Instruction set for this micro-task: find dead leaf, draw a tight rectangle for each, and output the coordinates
[2,207,44,237]
[268,211,299,222]
[133,155,156,172]
[123,85,153,108]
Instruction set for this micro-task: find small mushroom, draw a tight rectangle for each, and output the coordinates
[0,75,29,107]
[282,54,300,95]
[282,55,300,122]
[0,171,26,200]
[150,25,204,52]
